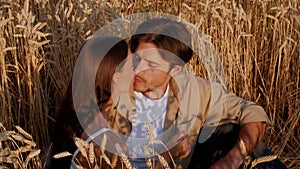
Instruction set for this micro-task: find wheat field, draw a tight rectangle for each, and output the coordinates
[0,0,299,168]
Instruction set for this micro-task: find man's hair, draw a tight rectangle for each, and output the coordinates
[130,18,193,66]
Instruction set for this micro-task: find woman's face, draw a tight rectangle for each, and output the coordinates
[111,50,134,102]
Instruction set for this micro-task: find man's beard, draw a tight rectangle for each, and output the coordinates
[133,75,147,92]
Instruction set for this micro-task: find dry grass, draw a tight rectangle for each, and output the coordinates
[0,123,42,169]
[0,0,299,168]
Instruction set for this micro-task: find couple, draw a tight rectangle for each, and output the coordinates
[51,18,286,169]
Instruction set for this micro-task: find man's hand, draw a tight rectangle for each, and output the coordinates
[157,132,191,161]
[170,134,191,159]
[165,132,191,159]
[211,122,266,169]
[210,144,243,169]
[154,132,191,169]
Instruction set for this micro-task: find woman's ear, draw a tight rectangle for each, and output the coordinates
[112,73,120,84]
[169,65,183,76]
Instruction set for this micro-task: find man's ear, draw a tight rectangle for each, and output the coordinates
[169,65,183,76]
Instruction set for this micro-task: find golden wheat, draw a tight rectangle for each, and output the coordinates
[53,151,73,159]
[0,0,299,168]
[88,142,95,165]
[239,138,280,168]
[156,154,171,169]
[111,154,118,168]
[145,122,177,168]
[74,137,89,160]
[239,138,250,166]
[15,126,33,140]
[116,143,133,169]
[143,145,153,169]
[251,155,278,169]
[0,124,42,168]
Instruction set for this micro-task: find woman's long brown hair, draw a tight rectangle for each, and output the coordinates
[51,37,128,169]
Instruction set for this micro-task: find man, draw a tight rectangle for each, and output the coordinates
[119,18,286,169]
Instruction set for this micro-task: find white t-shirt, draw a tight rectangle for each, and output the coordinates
[70,86,170,169]
[126,85,169,168]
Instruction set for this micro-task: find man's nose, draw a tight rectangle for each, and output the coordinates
[134,60,148,74]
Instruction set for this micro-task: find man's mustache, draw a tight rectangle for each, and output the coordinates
[134,75,145,82]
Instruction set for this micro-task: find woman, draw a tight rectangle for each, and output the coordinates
[51,36,132,169]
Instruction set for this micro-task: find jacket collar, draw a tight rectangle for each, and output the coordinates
[111,75,182,136]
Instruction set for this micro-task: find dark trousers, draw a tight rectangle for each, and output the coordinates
[188,123,287,169]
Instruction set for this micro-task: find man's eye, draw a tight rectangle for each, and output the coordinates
[133,54,141,61]
[149,63,158,68]
[132,55,141,68]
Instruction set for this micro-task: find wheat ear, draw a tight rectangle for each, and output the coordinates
[238,138,251,166]
[115,143,133,169]
[99,134,112,166]
[251,155,277,168]
[145,123,176,168]
[53,152,73,159]
[143,145,153,169]
[74,137,88,159]
[88,142,95,165]
[111,154,118,168]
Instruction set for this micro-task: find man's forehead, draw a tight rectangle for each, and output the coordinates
[135,47,163,62]
[136,42,157,49]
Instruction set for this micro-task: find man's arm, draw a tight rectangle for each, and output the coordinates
[210,121,267,169]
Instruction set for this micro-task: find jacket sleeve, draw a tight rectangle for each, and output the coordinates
[224,91,271,126]
[203,81,271,126]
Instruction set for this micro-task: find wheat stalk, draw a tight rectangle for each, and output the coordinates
[0,124,41,168]
[145,122,177,168]
[24,149,40,167]
[53,151,73,159]
[0,156,18,164]
[111,154,118,168]
[239,138,251,167]
[100,134,107,153]
[156,154,171,169]
[101,154,112,167]
[146,123,155,141]
[239,138,279,168]
[89,142,95,165]
[15,126,33,140]
[74,137,88,159]
[250,155,278,168]
[1,0,299,168]
[143,145,153,169]
[116,143,133,169]
[98,133,112,167]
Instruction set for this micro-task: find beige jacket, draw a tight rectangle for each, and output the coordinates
[106,71,271,168]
